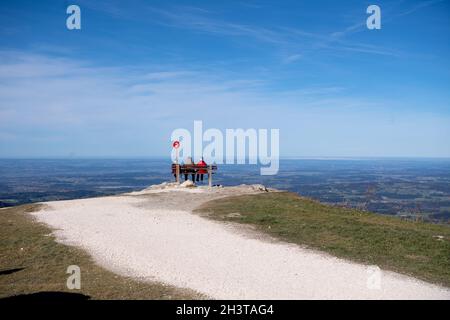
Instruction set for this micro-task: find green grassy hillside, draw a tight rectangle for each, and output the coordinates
[195,192,450,287]
[0,204,201,300]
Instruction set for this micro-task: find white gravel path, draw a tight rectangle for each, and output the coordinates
[31,184,450,299]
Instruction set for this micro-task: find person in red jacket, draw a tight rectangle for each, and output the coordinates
[196,157,207,182]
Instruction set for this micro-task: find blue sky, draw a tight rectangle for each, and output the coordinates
[0,0,449,157]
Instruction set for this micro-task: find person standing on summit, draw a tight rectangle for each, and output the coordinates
[196,157,207,182]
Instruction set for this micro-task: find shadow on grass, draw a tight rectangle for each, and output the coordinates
[1,292,91,301]
[0,267,25,276]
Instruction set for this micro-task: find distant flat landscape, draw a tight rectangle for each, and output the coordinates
[0,158,449,222]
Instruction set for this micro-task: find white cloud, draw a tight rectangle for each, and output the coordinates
[284,54,302,64]
[0,51,449,157]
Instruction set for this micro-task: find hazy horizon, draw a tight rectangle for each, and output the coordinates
[1,155,450,161]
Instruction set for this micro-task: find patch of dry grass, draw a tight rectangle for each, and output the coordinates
[196,192,450,287]
[0,204,202,300]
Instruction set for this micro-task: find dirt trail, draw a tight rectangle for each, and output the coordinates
[31,183,450,299]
